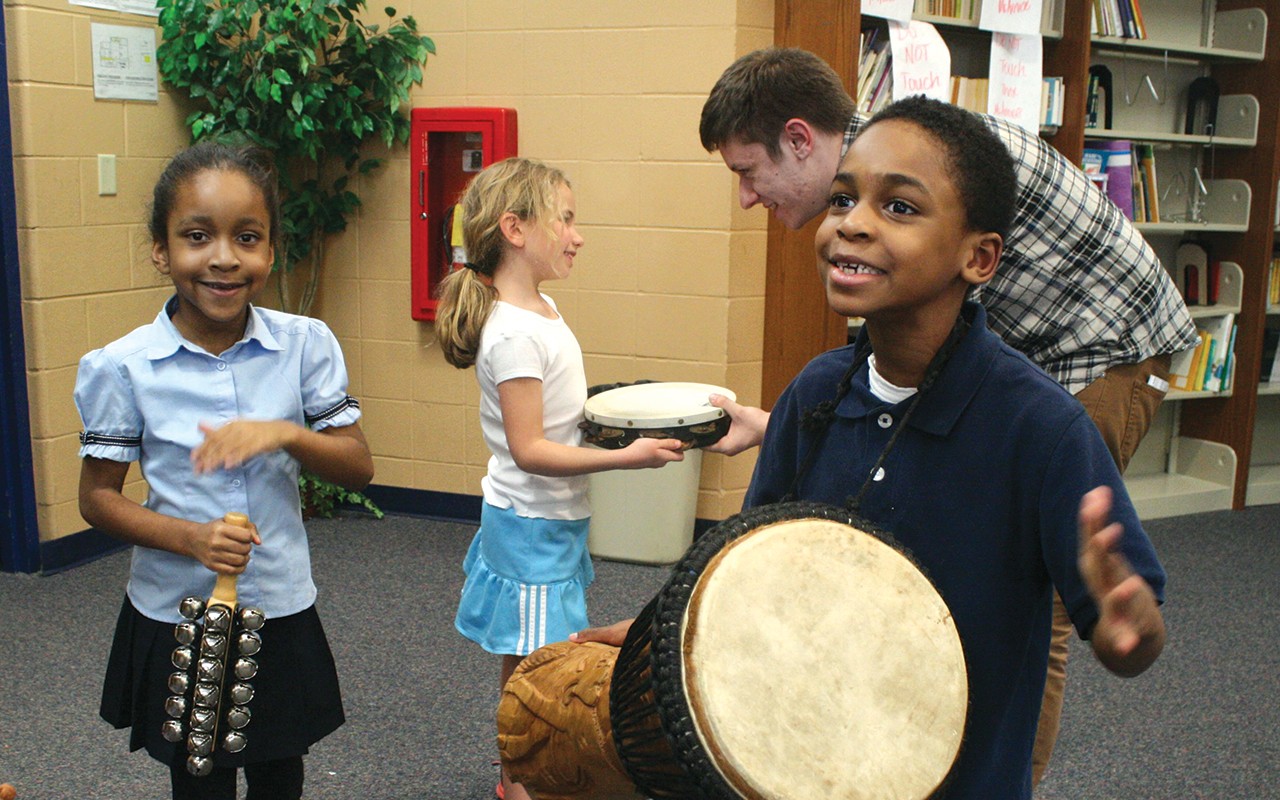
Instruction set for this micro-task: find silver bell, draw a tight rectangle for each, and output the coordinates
[193,682,220,708]
[238,606,266,631]
[225,705,251,730]
[161,719,185,743]
[174,621,200,646]
[186,754,213,777]
[204,605,232,632]
[179,596,206,620]
[228,682,255,705]
[236,631,262,656]
[200,632,227,658]
[168,671,192,695]
[197,657,224,683]
[186,731,214,757]
[232,657,259,681]
[164,695,187,718]
[222,730,248,753]
[171,646,195,670]
[190,707,217,733]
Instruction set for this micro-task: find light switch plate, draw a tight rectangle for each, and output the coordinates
[98,154,117,196]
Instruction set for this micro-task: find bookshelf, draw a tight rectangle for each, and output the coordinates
[769,0,1280,515]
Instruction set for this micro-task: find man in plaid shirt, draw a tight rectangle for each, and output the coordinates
[697,48,1197,786]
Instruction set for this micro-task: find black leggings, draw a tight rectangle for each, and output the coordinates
[169,755,304,800]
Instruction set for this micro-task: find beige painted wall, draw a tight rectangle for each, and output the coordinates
[8,0,774,543]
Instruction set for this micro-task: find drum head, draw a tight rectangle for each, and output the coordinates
[679,515,966,800]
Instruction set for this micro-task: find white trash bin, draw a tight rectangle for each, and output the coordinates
[587,447,703,564]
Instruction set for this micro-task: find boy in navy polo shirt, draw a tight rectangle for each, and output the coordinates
[738,96,1166,797]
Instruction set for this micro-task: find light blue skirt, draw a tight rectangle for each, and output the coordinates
[454,502,594,656]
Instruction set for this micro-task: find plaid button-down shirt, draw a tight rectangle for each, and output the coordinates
[844,114,1198,394]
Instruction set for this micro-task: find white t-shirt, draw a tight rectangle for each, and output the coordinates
[475,297,590,520]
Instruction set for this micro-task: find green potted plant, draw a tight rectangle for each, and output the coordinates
[155,0,435,316]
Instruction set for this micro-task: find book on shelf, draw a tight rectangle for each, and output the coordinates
[1091,0,1147,38]
[1269,255,1280,307]
[858,29,893,114]
[1264,326,1280,385]
[950,76,989,114]
[1083,139,1135,220]
[1170,315,1235,394]
[1135,143,1160,223]
[1041,76,1064,129]
[1202,313,1236,393]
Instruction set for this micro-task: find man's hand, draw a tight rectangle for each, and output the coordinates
[703,394,769,456]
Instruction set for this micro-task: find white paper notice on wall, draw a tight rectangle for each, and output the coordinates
[987,33,1043,134]
[978,0,1044,36]
[860,0,914,24]
[90,23,159,102]
[71,0,159,17]
[888,21,952,105]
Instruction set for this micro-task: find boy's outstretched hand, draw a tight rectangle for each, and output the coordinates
[1078,486,1165,677]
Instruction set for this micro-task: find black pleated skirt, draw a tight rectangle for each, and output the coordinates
[100,596,345,766]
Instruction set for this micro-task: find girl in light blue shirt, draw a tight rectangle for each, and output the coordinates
[75,141,373,800]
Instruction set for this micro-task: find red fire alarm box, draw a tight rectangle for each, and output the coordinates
[410,107,518,321]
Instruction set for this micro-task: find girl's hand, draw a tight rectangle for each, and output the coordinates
[192,420,298,473]
[618,437,685,469]
[188,517,261,574]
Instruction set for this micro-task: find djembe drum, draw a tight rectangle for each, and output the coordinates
[498,501,968,800]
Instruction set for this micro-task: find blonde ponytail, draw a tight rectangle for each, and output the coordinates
[434,267,497,369]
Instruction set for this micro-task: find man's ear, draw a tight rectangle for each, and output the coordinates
[151,241,171,275]
[961,232,1002,286]
[781,118,816,159]
[498,211,525,248]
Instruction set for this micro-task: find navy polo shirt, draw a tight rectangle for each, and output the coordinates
[746,302,1165,799]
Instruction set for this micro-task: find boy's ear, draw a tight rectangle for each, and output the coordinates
[151,241,171,275]
[498,211,525,248]
[960,232,1002,286]
[781,118,816,159]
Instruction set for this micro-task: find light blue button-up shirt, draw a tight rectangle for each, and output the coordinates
[75,297,361,623]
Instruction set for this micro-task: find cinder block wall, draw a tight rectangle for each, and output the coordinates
[9,0,773,542]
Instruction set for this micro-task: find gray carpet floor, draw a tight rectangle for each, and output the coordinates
[0,504,1277,799]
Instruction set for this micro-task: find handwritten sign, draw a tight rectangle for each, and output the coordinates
[979,0,1044,36]
[987,33,1043,133]
[889,21,951,105]
[861,0,914,23]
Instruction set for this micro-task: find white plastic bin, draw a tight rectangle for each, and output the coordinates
[587,447,703,564]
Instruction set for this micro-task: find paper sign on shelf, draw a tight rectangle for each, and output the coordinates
[979,0,1044,36]
[861,0,914,24]
[987,32,1043,134]
[888,21,952,105]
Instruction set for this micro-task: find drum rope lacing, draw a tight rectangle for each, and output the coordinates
[787,310,971,513]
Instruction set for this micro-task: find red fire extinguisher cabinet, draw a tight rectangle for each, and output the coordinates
[409,107,518,321]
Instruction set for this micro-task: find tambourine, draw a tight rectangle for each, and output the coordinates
[581,381,735,450]
[161,512,266,777]
[498,501,968,799]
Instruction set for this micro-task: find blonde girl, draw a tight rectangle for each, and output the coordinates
[436,157,682,800]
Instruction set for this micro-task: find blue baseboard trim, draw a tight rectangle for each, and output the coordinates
[362,484,483,525]
[39,527,128,575]
[36,485,723,574]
